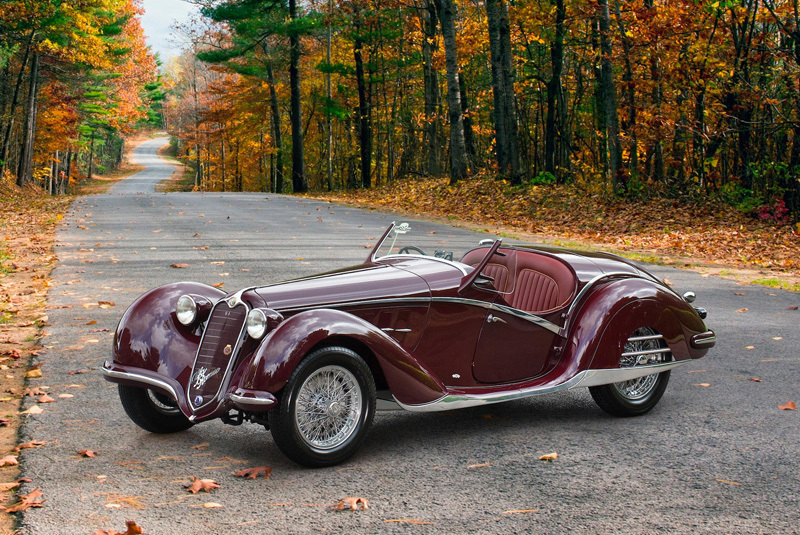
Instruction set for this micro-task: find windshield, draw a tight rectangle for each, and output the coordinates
[372,222,515,294]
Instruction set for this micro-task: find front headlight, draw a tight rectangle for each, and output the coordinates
[246,308,268,339]
[176,295,198,326]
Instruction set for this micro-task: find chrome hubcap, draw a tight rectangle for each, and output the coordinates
[295,365,362,451]
[614,327,666,400]
[147,389,180,413]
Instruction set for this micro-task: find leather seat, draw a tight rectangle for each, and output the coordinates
[461,247,575,313]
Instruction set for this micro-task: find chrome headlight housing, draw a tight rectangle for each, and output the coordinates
[246,308,268,339]
[176,295,198,326]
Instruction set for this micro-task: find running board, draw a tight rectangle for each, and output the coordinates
[395,360,689,412]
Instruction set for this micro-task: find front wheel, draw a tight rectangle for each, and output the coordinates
[118,384,193,433]
[269,346,376,468]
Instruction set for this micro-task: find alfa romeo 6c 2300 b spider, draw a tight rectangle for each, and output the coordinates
[103,222,715,467]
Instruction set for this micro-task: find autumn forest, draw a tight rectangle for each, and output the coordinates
[2,0,800,221]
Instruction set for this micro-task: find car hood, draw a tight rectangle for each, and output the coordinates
[255,263,431,311]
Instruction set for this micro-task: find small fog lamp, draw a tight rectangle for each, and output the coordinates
[247,308,269,339]
[176,295,198,326]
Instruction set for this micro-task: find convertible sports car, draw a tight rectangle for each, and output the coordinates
[103,222,715,467]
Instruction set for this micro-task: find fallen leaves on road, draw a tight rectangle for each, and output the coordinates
[467,462,492,469]
[502,509,540,514]
[0,455,18,467]
[538,452,558,462]
[333,497,368,511]
[184,477,220,494]
[93,520,143,535]
[6,487,45,513]
[37,394,55,403]
[170,263,189,269]
[692,383,711,387]
[384,519,435,525]
[716,479,742,486]
[25,365,43,378]
[234,466,273,480]
[14,440,46,452]
[736,308,748,313]
[78,449,99,457]
[778,401,797,411]
[750,377,763,382]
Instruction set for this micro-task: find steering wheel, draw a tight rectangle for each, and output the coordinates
[398,245,427,255]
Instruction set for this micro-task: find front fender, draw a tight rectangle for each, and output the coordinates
[236,309,446,406]
[111,282,226,385]
[563,278,711,372]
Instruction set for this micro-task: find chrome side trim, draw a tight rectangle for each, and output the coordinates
[566,272,654,319]
[627,334,664,342]
[395,360,689,412]
[101,364,179,401]
[229,393,275,407]
[279,295,563,335]
[279,296,431,314]
[573,360,689,387]
[620,347,672,358]
[432,297,563,335]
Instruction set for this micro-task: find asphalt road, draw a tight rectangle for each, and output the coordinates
[17,138,800,534]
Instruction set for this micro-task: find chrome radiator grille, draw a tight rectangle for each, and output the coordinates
[188,301,247,409]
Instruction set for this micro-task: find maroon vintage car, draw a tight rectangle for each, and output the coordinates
[103,222,715,467]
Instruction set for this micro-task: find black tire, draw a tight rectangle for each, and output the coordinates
[269,346,376,468]
[118,384,194,433]
[589,370,670,417]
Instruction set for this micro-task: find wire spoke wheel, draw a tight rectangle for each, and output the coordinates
[295,365,362,451]
[590,327,672,417]
[270,346,376,467]
[613,327,666,401]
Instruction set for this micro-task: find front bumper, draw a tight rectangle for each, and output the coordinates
[102,361,276,420]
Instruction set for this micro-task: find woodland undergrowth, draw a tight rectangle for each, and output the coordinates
[313,176,800,276]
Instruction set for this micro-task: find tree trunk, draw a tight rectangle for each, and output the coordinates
[353,12,372,189]
[597,0,623,193]
[435,0,468,184]
[613,0,637,174]
[1,30,34,179]
[16,52,39,187]
[88,130,95,180]
[421,0,441,176]
[545,0,566,180]
[265,59,284,194]
[326,14,333,191]
[458,68,476,163]
[486,0,521,184]
[289,0,307,193]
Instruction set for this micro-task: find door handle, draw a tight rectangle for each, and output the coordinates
[487,314,506,324]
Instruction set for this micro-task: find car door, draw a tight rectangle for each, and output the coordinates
[471,303,560,383]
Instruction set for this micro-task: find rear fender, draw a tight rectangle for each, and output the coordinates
[563,278,709,372]
[112,282,226,384]
[238,309,446,406]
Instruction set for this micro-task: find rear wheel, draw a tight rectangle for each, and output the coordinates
[590,327,671,417]
[269,346,376,468]
[118,384,193,433]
